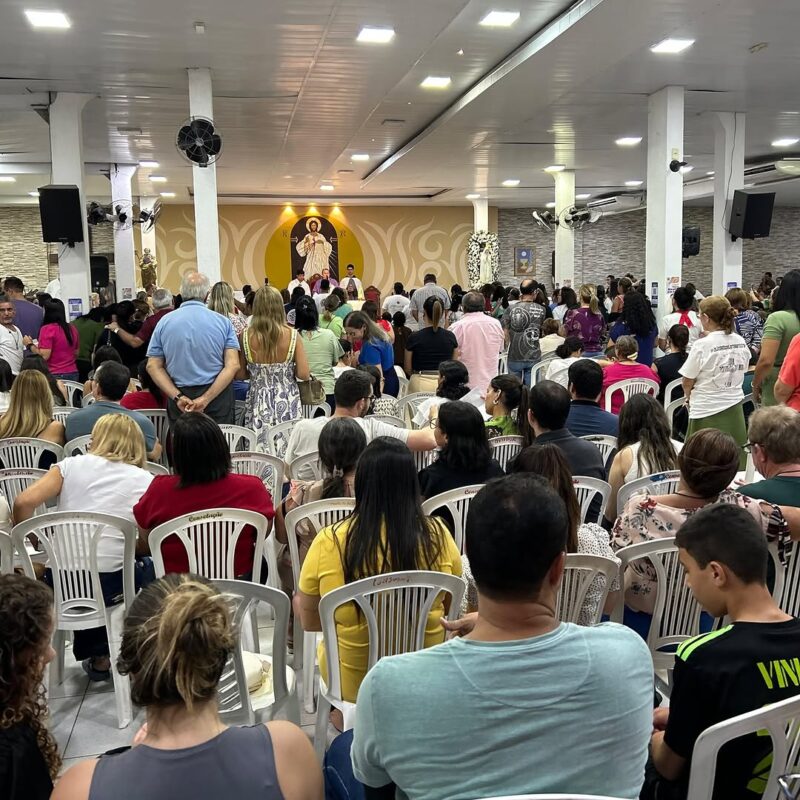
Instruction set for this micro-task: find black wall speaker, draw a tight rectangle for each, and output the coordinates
[682,227,701,258]
[89,256,110,289]
[728,190,776,241]
[38,185,84,244]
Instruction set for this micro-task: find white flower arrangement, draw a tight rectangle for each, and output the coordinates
[467,231,499,289]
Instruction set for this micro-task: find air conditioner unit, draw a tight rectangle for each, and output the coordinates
[586,192,644,214]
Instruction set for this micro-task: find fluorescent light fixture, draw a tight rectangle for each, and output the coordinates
[544,165,565,173]
[148,175,167,183]
[545,202,556,209]
[772,137,799,147]
[480,10,520,27]
[25,9,71,28]
[421,76,451,89]
[357,26,395,44]
[0,177,16,183]
[502,179,520,187]
[139,160,159,168]
[465,193,481,200]
[680,165,694,174]
[625,180,643,187]
[351,154,370,162]
[576,193,592,200]
[706,171,715,176]
[320,184,335,191]
[615,136,642,147]
[650,38,695,54]
[159,192,176,198]
[29,191,40,197]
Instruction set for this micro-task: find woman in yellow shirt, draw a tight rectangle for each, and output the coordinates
[297,437,462,702]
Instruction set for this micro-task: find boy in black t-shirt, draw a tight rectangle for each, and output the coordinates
[647,504,800,800]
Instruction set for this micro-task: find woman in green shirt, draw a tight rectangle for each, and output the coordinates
[294,296,344,408]
[753,269,800,406]
[319,295,344,338]
[331,287,352,320]
[484,373,522,439]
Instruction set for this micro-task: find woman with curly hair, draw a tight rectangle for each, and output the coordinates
[608,290,658,366]
[0,574,59,800]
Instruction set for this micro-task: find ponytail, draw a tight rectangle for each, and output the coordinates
[423,295,443,331]
[517,385,534,446]
[579,284,600,315]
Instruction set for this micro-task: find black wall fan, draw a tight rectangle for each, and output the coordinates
[176,117,222,167]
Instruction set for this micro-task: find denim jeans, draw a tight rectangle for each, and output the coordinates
[324,730,365,800]
[507,359,535,387]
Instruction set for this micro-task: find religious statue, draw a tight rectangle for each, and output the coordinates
[479,241,493,285]
[295,218,333,276]
[138,248,158,289]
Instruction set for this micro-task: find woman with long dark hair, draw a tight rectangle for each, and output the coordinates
[345,310,398,397]
[405,295,459,393]
[609,276,631,321]
[545,336,584,388]
[553,286,579,324]
[297,437,461,702]
[96,301,143,373]
[419,400,503,499]
[484,373,522,438]
[121,360,166,410]
[753,268,800,405]
[412,359,470,427]
[608,290,658,365]
[26,299,78,380]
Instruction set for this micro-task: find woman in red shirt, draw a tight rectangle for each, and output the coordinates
[134,413,274,577]
[601,334,660,414]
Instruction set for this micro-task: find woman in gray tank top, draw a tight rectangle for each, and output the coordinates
[52,574,322,800]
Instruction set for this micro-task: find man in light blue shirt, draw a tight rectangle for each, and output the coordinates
[348,473,654,800]
[146,272,240,425]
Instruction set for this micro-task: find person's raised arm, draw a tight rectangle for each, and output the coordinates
[405,427,437,452]
[13,467,63,523]
[108,324,145,349]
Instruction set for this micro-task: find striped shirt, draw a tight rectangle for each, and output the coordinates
[409,283,450,327]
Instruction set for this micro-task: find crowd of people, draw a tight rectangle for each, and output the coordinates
[2,266,800,800]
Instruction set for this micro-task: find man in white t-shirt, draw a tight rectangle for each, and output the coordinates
[313,279,332,314]
[284,371,436,479]
[0,296,25,374]
[658,286,701,351]
[287,269,311,296]
[382,282,411,318]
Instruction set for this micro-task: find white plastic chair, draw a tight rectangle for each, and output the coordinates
[613,537,702,690]
[148,508,272,585]
[219,424,258,453]
[314,570,465,760]
[616,469,681,516]
[414,448,438,472]
[421,484,484,553]
[53,406,78,425]
[370,414,407,429]
[267,419,299,460]
[0,530,12,574]
[394,366,409,400]
[397,392,436,428]
[665,397,687,437]
[137,409,170,466]
[302,402,331,419]
[0,438,64,470]
[572,477,611,525]
[489,435,524,471]
[284,498,356,712]
[580,435,618,470]
[12,511,138,727]
[144,462,170,476]
[288,450,324,481]
[64,435,92,457]
[0,468,48,516]
[231,452,285,501]
[62,380,85,408]
[81,394,96,408]
[662,378,684,407]
[531,354,557,386]
[557,554,620,626]
[212,578,300,726]
[603,378,660,413]
[686,693,800,800]
[770,540,800,618]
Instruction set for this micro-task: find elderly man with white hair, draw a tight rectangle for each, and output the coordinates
[146,272,239,424]
[107,287,174,351]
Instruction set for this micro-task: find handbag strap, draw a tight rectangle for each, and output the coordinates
[286,328,297,363]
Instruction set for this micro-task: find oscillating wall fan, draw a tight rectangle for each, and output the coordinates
[176,117,222,167]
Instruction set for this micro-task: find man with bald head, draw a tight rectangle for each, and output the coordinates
[450,291,505,390]
[146,271,240,424]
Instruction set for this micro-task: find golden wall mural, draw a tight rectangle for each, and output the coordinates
[154,204,497,293]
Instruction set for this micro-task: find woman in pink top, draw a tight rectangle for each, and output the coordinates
[601,334,659,414]
[26,299,79,380]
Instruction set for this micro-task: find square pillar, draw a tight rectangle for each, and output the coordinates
[554,170,575,287]
[110,164,137,299]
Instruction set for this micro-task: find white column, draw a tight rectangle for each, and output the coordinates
[645,86,685,321]
[110,164,137,300]
[554,170,575,287]
[712,112,745,293]
[140,195,159,262]
[187,67,221,283]
[471,197,489,232]
[49,93,92,315]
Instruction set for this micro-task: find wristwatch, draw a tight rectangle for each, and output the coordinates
[174,392,185,402]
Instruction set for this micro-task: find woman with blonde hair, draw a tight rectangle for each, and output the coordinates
[681,295,751,460]
[237,285,309,448]
[53,574,321,800]
[208,280,247,336]
[0,370,64,445]
[563,284,605,355]
[13,413,154,681]
[404,295,458,394]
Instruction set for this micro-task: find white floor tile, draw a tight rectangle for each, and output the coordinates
[49,664,90,699]
[50,695,83,751]
[64,691,143,758]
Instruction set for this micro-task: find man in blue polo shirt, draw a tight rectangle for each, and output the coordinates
[565,359,619,437]
[146,271,240,425]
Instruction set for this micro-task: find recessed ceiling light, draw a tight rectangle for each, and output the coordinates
[680,165,694,174]
[421,76,451,89]
[615,136,642,147]
[466,193,481,200]
[576,193,591,200]
[480,10,520,27]
[194,21,206,34]
[28,191,40,197]
[320,184,335,191]
[0,177,16,183]
[502,179,520,187]
[149,175,168,183]
[650,38,695,54]
[24,9,71,28]
[457,48,464,56]
[545,202,556,208]
[544,165,566,173]
[351,154,370,162]
[772,137,799,147]
[159,192,176,198]
[625,180,643,187]
[139,160,159,168]
[357,26,395,44]
[706,171,715,176]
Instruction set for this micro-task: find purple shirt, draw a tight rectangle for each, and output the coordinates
[12,299,43,340]
[563,307,605,353]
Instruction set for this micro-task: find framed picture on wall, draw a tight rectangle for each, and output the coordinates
[514,246,535,276]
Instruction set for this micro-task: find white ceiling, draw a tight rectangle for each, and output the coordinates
[1,0,800,208]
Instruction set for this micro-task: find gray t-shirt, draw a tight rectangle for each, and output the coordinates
[64,401,157,452]
[502,301,546,362]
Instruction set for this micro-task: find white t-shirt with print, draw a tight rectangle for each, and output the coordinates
[679,330,750,419]
[383,294,411,318]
